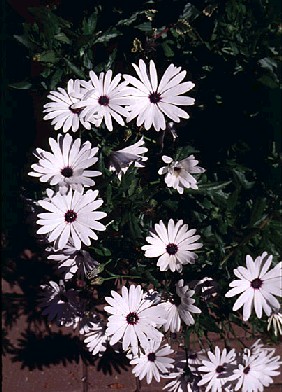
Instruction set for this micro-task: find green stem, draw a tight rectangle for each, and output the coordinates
[102,275,142,281]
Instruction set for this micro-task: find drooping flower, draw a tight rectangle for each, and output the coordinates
[39,280,83,326]
[142,219,202,272]
[198,346,236,392]
[37,189,107,250]
[29,133,101,194]
[43,79,93,133]
[225,252,282,321]
[72,70,132,132]
[124,60,195,131]
[47,240,99,281]
[158,155,205,194]
[267,308,282,336]
[104,285,166,355]
[162,280,201,333]
[130,340,174,384]
[232,343,281,392]
[109,137,148,179]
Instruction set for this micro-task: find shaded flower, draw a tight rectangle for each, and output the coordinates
[158,155,205,194]
[194,277,218,301]
[37,189,107,250]
[163,351,202,392]
[43,79,92,133]
[29,133,101,194]
[84,318,108,356]
[109,137,148,179]
[198,346,236,392]
[130,340,174,384]
[105,285,166,355]
[47,240,99,281]
[163,369,200,392]
[162,280,201,333]
[72,70,132,131]
[125,60,195,131]
[142,219,202,272]
[225,252,282,321]
[39,280,83,326]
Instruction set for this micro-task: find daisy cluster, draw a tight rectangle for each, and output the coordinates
[26,59,281,391]
[163,342,281,392]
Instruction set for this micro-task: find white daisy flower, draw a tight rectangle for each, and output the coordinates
[267,308,282,336]
[158,155,205,194]
[37,189,107,250]
[109,137,148,179]
[47,240,99,281]
[225,252,282,321]
[125,60,195,131]
[29,133,101,194]
[84,318,109,356]
[104,285,166,355]
[39,280,83,326]
[72,70,132,132]
[141,219,202,272]
[233,345,281,392]
[43,79,93,133]
[130,340,174,384]
[198,346,236,392]
[162,280,201,333]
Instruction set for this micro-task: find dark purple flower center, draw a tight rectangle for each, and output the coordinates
[98,95,110,106]
[65,209,77,223]
[174,167,182,173]
[216,365,226,374]
[166,243,178,255]
[69,106,83,114]
[171,294,181,306]
[243,366,250,374]
[59,292,69,303]
[188,353,198,360]
[61,166,73,178]
[147,353,156,362]
[126,312,139,325]
[149,92,161,104]
[251,278,263,289]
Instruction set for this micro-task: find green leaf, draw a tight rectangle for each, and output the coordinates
[54,33,71,45]
[163,200,178,211]
[176,145,199,160]
[136,22,152,32]
[95,29,121,44]
[14,34,34,49]
[249,198,267,227]
[38,50,58,63]
[64,59,86,78]
[128,214,142,239]
[232,169,255,189]
[162,41,174,57]
[9,81,32,90]
[116,10,144,27]
[50,69,63,90]
[82,12,98,35]
[197,181,232,192]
